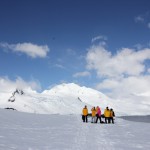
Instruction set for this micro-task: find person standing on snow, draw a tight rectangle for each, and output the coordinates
[104,107,111,124]
[82,105,88,123]
[91,107,96,123]
[110,108,115,124]
[95,106,102,123]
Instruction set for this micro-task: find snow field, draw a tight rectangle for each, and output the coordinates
[0,109,150,150]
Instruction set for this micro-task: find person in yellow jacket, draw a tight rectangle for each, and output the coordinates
[104,107,111,123]
[82,105,88,122]
[91,107,96,123]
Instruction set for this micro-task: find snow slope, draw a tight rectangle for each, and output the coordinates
[0,90,89,115]
[0,83,113,115]
[42,83,114,110]
[0,109,150,150]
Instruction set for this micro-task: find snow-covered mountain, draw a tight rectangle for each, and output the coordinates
[42,83,113,107]
[0,83,114,115]
[0,83,150,115]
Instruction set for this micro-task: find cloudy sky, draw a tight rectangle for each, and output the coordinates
[0,0,150,99]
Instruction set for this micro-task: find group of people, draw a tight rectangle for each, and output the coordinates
[82,106,115,124]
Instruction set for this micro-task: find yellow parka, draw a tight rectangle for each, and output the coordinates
[91,108,96,117]
[104,109,111,117]
[82,108,88,116]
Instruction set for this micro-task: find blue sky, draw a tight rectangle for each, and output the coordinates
[0,0,150,96]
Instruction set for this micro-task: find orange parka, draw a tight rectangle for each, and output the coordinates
[110,110,115,117]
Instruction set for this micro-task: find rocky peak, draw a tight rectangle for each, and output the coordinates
[8,89,24,102]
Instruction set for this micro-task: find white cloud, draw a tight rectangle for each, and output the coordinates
[96,75,150,99]
[135,12,150,30]
[135,16,145,23]
[148,22,150,28]
[0,42,49,58]
[0,76,41,93]
[85,43,150,103]
[134,44,143,50]
[73,71,91,78]
[91,35,107,43]
[66,48,76,55]
[86,44,150,78]
[54,64,65,69]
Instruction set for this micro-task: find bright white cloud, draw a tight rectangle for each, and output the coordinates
[96,75,150,98]
[0,76,41,93]
[85,43,150,103]
[91,35,107,43]
[0,42,49,58]
[73,71,91,78]
[86,44,150,78]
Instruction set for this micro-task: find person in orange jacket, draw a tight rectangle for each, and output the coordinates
[110,108,115,124]
[104,107,111,123]
[82,105,88,122]
[91,107,96,123]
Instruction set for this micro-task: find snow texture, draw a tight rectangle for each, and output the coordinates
[0,109,150,150]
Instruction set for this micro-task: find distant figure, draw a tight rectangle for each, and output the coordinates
[91,107,96,123]
[82,105,88,123]
[96,106,102,123]
[104,107,111,124]
[110,108,115,124]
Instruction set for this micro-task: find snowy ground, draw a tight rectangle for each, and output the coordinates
[0,109,150,150]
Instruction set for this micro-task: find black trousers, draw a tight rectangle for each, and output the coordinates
[105,117,110,124]
[96,115,102,123]
[82,115,88,122]
[109,117,114,124]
